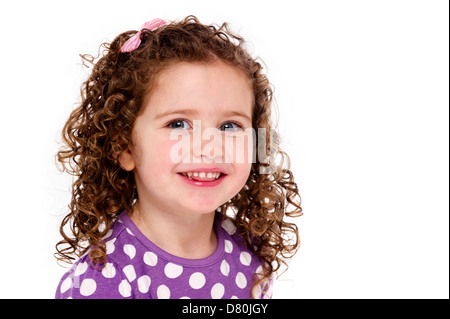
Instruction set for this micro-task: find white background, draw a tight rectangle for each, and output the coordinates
[0,0,448,299]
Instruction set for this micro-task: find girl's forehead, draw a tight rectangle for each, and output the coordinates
[142,60,254,116]
[155,60,252,86]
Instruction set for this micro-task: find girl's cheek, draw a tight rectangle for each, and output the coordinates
[223,133,254,164]
[135,135,179,170]
[158,139,183,167]
[169,133,192,164]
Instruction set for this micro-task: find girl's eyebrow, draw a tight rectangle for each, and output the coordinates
[153,108,198,120]
[153,108,252,122]
[222,110,252,122]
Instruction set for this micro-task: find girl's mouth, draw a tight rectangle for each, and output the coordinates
[179,171,222,181]
[177,171,226,187]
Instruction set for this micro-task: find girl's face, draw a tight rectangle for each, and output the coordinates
[120,60,254,216]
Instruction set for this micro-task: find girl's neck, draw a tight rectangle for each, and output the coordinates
[128,201,217,259]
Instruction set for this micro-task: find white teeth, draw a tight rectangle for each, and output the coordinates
[181,172,222,180]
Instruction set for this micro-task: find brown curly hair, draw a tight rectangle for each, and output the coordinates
[55,15,302,298]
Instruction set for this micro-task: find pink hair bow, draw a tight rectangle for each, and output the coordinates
[120,18,166,53]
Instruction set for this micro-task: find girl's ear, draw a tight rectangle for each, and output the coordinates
[118,148,136,171]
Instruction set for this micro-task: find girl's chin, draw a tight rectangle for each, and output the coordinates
[181,203,223,215]
[176,196,228,215]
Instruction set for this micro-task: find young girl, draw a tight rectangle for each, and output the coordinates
[55,15,302,299]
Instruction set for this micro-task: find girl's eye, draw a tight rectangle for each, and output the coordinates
[219,122,242,131]
[168,119,191,130]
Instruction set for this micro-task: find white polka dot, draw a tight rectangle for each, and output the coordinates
[126,228,134,236]
[137,275,151,294]
[60,276,72,294]
[123,244,136,260]
[118,279,132,297]
[224,240,233,253]
[157,285,171,299]
[164,262,183,279]
[235,272,247,289]
[105,238,116,255]
[220,260,230,276]
[103,229,113,239]
[102,262,116,278]
[180,296,191,299]
[221,218,237,235]
[239,251,252,266]
[123,264,136,282]
[74,262,88,276]
[211,283,225,299]
[143,251,158,266]
[80,278,97,296]
[189,272,206,289]
[231,295,239,299]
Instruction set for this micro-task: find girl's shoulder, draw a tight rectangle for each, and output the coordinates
[219,217,251,254]
[218,216,273,299]
[55,216,139,299]
[219,216,260,260]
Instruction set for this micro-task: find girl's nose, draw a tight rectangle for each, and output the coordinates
[192,121,224,163]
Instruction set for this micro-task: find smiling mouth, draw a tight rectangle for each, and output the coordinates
[178,171,223,181]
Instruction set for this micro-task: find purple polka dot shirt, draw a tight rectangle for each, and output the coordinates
[55,212,272,299]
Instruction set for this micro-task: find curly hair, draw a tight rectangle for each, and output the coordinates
[55,15,302,298]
